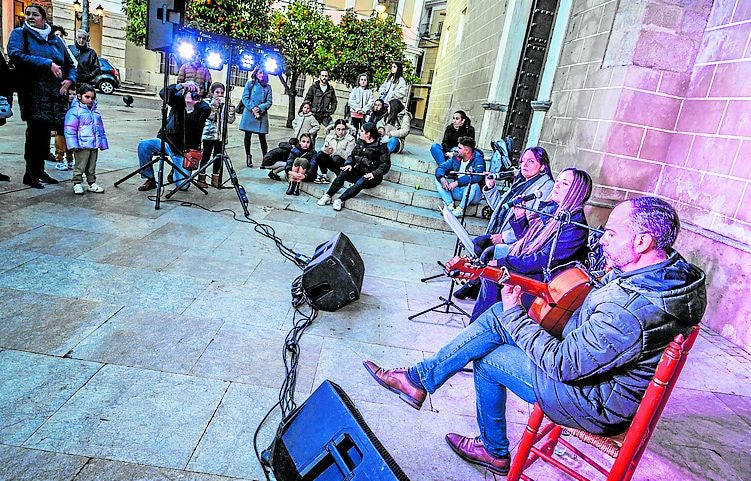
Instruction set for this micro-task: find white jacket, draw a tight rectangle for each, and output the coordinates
[291,111,320,139]
[348,86,375,115]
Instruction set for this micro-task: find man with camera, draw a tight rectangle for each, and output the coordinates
[136,81,211,191]
[434,136,486,218]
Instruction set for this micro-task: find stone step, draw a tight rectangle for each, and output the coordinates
[390,151,438,174]
[383,164,438,192]
[299,181,487,236]
[117,85,157,96]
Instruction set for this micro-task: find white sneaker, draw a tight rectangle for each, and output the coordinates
[452,206,464,217]
[73,183,85,195]
[317,193,332,206]
[55,162,68,171]
[87,182,105,193]
[332,198,343,211]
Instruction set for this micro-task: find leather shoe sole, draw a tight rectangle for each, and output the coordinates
[363,361,426,410]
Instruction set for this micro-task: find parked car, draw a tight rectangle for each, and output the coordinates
[92,58,121,94]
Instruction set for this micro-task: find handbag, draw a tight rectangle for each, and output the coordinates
[183,149,202,170]
[236,98,245,114]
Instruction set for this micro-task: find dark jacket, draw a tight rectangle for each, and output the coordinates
[158,84,211,152]
[8,24,77,124]
[501,250,707,435]
[262,140,297,167]
[441,123,476,153]
[496,203,589,281]
[284,146,315,172]
[345,139,391,180]
[304,80,337,122]
[69,43,99,84]
[435,149,486,187]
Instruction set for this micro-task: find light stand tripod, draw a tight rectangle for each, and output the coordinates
[163,43,250,217]
[113,52,207,207]
[409,170,479,321]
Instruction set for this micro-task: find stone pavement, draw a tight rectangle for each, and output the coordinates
[0,95,749,481]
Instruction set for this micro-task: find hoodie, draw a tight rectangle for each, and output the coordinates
[501,250,707,435]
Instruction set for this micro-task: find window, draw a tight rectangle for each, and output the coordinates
[296,75,306,96]
[14,1,27,28]
[159,53,179,76]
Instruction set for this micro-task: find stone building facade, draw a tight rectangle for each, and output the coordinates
[428,0,751,352]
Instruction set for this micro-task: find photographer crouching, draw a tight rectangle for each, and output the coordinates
[136,81,211,191]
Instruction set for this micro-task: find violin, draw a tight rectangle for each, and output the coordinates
[445,256,593,338]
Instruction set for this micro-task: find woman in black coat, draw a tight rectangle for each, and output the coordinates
[430,110,475,164]
[0,51,11,181]
[7,4,76,189]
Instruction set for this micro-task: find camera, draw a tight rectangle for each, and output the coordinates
[190,91,201,101]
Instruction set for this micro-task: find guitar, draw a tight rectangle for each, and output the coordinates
[445,256,593,337]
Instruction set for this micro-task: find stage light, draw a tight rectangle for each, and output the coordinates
[177,41,195,61]
[262,52,284,76]
[205,48,225,70]
[237,50,259,71]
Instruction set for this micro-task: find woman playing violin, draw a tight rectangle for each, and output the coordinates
[469,167,592,322]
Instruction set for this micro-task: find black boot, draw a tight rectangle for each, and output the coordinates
[38,172,59,184]
[286,182,295,195]
[454,279,480,300]
[23,174,44,189]
[246,154,253,168]
[293,182,301,196]
[0,172,9,182]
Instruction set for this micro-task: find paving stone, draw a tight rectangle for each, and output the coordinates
[0,350,102,445]
[78,237,189,270]
[186,383,280,480]
[74,457,250,481]
[0,225,115,259]
[0,248,40,274]
[0,444,88,481]
[25,364,228,469]
[0,288,120,356]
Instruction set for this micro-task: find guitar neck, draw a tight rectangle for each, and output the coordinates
[480,266,554,305]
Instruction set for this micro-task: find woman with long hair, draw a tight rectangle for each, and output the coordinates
[469,167,593,322]
[348,73,374,131]
[430,110,476,164]
[378,61,408,104]
[367,98,389,125]
[239,68,273,168]
[378,99,412,154]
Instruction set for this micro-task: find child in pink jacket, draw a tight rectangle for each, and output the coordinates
[64,84,109,194]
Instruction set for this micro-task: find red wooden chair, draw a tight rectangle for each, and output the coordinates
[507,325,701,481]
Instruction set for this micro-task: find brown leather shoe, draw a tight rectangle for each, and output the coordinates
[211,174,222,188]
[363,360,426,410]
[138,178,157,191]
[445,433,510,475]
[196,173,208,189]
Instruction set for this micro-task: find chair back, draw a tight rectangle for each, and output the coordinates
[611,324,701,476]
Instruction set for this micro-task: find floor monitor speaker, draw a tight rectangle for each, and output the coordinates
[267,380,410,481]
[301,233,364,311]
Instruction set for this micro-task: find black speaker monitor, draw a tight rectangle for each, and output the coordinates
[302,233,364,312]
[146,0,186,52]
[268,380,410,481]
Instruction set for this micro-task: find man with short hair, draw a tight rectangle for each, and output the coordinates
[364,196,707,475]
[434,135,486,218]
[304,70,337,128]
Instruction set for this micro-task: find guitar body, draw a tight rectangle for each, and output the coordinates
[445,256,593,338]
[528,268,592,337]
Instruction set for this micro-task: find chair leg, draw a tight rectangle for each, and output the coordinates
[509,404,546,481]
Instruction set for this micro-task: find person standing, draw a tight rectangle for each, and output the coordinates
[199,82,235,188]
[64,84,109,194]
[0,50,12,182]
[304,70,337,128]
[239,69,273,168]
[69,30,99,86]
[348,73,374,132]
[8,4,76,189]
[176,52,212,97]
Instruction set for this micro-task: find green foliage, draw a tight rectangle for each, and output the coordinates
[122,0,271,46]
[269,0,338,95]
[330,10,419,87]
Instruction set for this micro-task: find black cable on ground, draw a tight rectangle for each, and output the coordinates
[149,194,318,480]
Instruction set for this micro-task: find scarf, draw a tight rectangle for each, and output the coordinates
[26,23,52,40]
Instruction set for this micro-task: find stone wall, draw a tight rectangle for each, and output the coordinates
[423,0,506,143]
[539,0,751,351]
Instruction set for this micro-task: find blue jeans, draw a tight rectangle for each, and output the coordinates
[137,138,190,189]
[386,137,403,154]
[434,179,482,209]
[430,143,446,164]
[416,303,536,457]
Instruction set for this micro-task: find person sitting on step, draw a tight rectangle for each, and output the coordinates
[363,196,706,477]
[434,136,486,218]
[316,122,390,212]
[267,133,315,185]
[454,146,554,300]
[309,119,357,184]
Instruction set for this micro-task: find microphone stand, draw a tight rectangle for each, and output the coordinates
[411,168,481,321]
[513,203,603,282]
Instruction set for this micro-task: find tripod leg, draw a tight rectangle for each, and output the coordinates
[165,157,211,199]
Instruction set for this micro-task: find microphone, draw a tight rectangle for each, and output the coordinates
[501,190,543,210]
